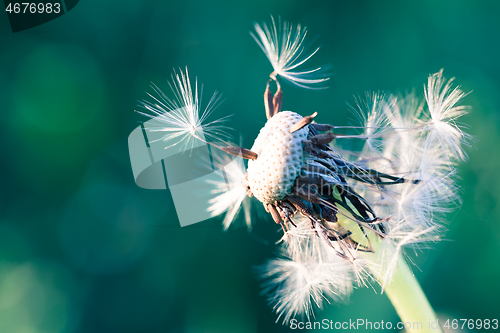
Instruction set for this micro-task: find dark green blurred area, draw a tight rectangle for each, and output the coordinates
[1,1,499,332]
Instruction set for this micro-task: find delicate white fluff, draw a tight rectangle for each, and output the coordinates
[354,93,394,154]
[251,16,329,88]
[260,221,353,323]
[207,155,251,230]
[354,73,466,219]
[137,67,232,150]
[345,71,468,286]
[375,225,438,290]
[138,68,251,229]
[424,70,469,160]
[254,71,469,324]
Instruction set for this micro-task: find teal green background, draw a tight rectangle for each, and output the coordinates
[1,1,499,332]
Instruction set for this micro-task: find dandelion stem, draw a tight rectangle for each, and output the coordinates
[374,256,442,333]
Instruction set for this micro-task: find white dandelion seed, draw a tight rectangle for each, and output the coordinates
[424,69,470,161]
[353,93,395,154]
[207,153,252,230]
[260,221,353,323]
[251,16,330,88]
[137,67,232,150]
[376,224,438,290]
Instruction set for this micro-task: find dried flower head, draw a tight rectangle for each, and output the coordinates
[137,17,470,325]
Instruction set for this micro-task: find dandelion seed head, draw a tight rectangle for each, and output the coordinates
[139,31,470,325]
[252,70,469,322]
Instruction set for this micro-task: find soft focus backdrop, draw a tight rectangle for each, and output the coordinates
[1,1,499,332]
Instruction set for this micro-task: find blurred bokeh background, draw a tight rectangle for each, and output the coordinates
[1,0,499,332]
